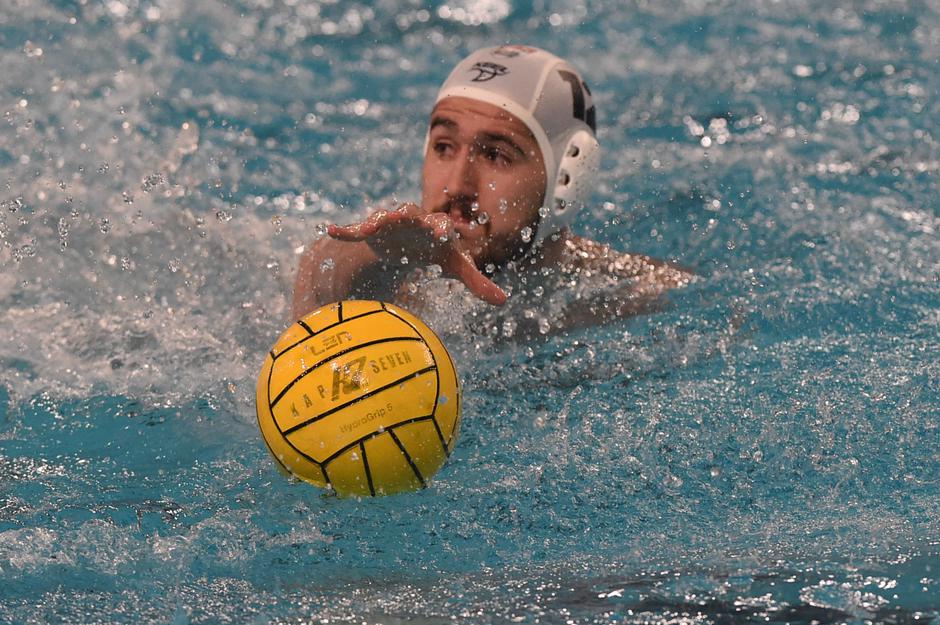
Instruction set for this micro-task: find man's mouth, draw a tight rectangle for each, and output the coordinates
[440,201,486,239]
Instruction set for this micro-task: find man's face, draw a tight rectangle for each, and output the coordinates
[421,96,547,268]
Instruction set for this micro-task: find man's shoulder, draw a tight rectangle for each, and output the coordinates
[557,234,695,288]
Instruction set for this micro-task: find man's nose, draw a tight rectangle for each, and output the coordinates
[445,147,479,198]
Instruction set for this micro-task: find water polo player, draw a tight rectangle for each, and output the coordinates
[292,45,693,330]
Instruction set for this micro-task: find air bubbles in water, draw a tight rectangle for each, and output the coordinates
[498,198,508,213]
[140,172,166,193]
[320,257,335,272]
[216,210,233,223]
[316,223,328,236]
[520,226,533,243]
[538,205,550,218]
[168,258,182,273]
[3,197,23,213]
[476,212,489,225]
[58,218,69,250]
[98,218,111,234]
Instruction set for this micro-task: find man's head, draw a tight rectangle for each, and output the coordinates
[421,45,600,269]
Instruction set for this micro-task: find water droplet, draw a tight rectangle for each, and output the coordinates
[140,172,165,192]
[98,218,111,234]
[520,226,533,243]
[97,163,110,174]
[484,263,495,274]
[498,198,508,213]
[320,257,335,272]
[438,234,449,243]
[400,255,409,265]
[439,395,448,404]
[168,258,182,273]
[215,210,232,223]
[476,212,489,225]
[538,317,551,334]
[122,191,134,204]
[487,181,496,190]
[316,223,328,235]
[538,205,550,218]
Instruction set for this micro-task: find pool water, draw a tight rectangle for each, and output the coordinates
[1,0,939,622]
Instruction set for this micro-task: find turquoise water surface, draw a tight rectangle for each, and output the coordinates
[1,1,939,622]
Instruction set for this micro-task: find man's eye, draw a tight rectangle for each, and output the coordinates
[483,146,511,165]
[433,141,454,156]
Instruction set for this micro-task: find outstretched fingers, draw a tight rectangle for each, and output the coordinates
[327,203,423,241]
[446,251,508,306]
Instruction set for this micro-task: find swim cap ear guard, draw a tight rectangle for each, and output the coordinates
[430,45,600,245]
[543,128,601,240]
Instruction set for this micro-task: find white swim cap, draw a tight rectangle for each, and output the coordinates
[433,45,600,244]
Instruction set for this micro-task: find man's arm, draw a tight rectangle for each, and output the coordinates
[552,234,695,329]
[291,203,507,319]
[291,237,391,319]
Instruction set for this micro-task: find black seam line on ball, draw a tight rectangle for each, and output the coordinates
[266,352,276,412]
[428,417,449,457]
[297,319,315,335]
[337,301,344,322]
[277,426,329,475]
[272,308,386,360]
[360,441,376,497]
[257,401,293,476]
[282,366,437,435]
[385,306,458,444]
[383,307,442,410]
[320,414,436,465]
[270,337,425,410]
[389,428,427,488]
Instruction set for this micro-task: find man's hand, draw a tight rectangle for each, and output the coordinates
[328,203,507,306]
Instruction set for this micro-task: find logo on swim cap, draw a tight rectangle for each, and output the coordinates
[469,61,509,82]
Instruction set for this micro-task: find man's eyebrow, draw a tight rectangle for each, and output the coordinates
[429,115,458,131]
[428,115,530,158]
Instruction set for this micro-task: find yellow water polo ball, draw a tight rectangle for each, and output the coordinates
[255,300,461,497]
